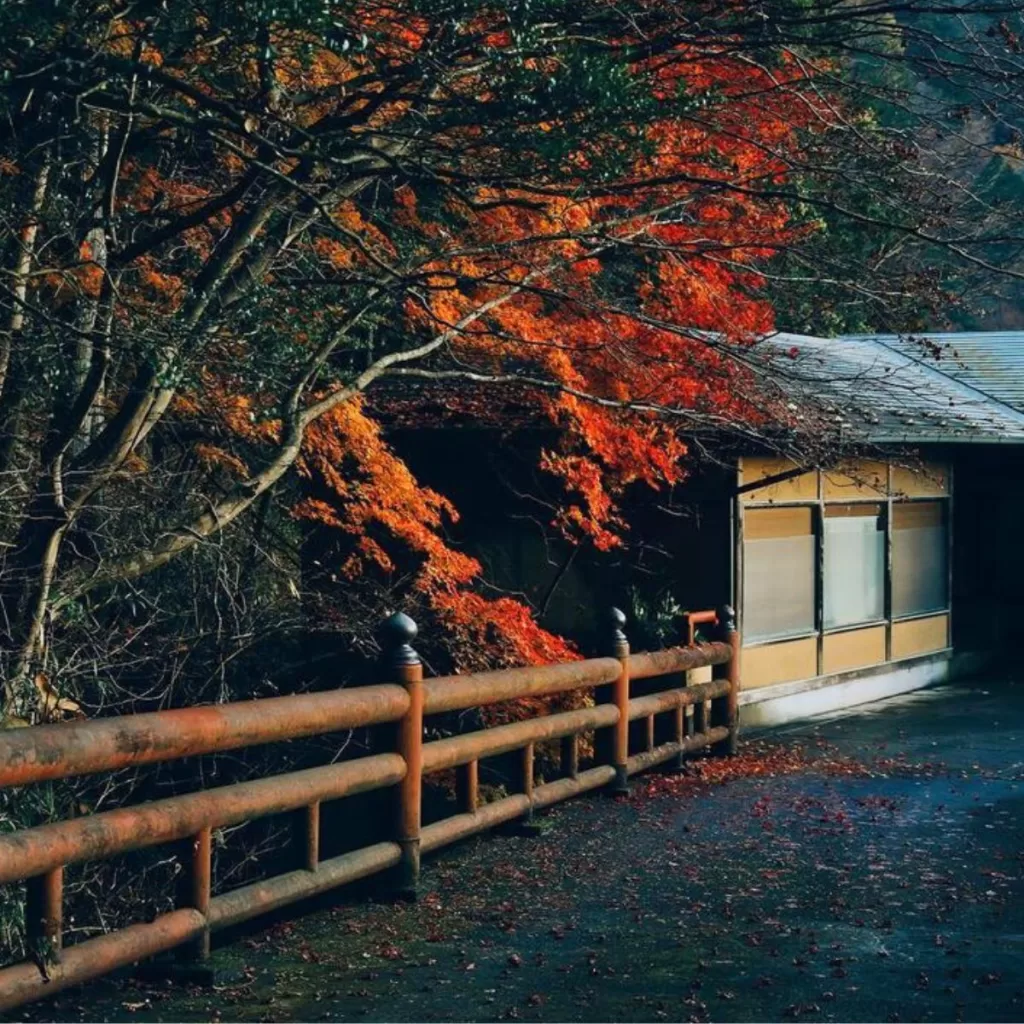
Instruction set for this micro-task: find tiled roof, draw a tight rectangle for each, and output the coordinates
[751,332,1024,445]
[363,332,1024,446]
[842,331,1024,414]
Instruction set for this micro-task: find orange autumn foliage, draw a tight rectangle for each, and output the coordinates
[296,399,577,672]
[265,11,821,670]
[14,3,829,679]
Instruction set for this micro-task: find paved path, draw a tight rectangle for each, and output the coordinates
[18,678,1024,1023]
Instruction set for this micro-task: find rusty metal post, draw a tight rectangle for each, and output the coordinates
[305,801,320,872]
[521,742,535,819]
[560,734,579,779]
[672,704,686,770]
[456,760,478,814]
[608,608,630,795]
[386,612,423,900]
[178,827,211,963]
[711,605,740,756]
[25,867,63,972]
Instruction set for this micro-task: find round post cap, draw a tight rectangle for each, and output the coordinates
[719,605,737,634]
[381,611,420,666]
[608,607,628,649]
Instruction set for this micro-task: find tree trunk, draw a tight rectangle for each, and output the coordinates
[0,484,68,716]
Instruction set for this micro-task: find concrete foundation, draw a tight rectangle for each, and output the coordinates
[739,650,952,729]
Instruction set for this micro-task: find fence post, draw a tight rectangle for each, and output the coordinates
[385,611,423,900]
[176,826,212,966]
[711,605,740,756]
[25,867,62,977]
[672,704,686,771]
[304,801,321,872]
[608,607,630,795]
[496,739,544,837]
[520,742,535,819]
[456,759,478,814]
[694,693,708,736]
[292,795,321,873]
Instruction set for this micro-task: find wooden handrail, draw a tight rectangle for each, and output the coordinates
[630,641,731,680]
[0,605,740,1012]
[0,755,407,884]
[0,684,409,788]
[422,657,621,713]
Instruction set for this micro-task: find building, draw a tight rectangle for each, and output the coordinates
[359,331,1024,728]
[736,331,1024,726]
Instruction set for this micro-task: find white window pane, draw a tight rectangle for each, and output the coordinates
[893,525,948,617]
[823,514,884,629]
[743,534,815,641]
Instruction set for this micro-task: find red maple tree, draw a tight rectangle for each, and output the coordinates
[1,1,1018,716]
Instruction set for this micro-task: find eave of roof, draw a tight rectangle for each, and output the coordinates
[362,331,1024,448]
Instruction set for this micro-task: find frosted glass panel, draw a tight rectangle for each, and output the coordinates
[743,535,815,641]
[893,526,948,617]
[823,514,884,629]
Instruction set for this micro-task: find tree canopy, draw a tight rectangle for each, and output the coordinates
[2,0,1024,720]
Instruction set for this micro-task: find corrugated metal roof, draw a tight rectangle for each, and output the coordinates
[752,332,1024,445]
[842,331,1024,414]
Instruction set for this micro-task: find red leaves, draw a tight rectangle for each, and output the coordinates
[629,737,954,809]
[188,2,824,696]
[295,399,577,691]
[633,743,828,801]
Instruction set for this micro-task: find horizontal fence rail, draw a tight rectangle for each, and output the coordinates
[0,606,740,1012]
[422,704,619,773]
[421,657,622,714]
[630,642,731,680]
[0,684,409,788]
[0,755,407,884]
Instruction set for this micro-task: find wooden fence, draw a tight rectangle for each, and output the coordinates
[0,606,740,1011]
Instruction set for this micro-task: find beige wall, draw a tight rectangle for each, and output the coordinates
[822,626,887,674]
[740,457,950,504]
[742,620,948,691]
[740,456,818,503]
[745,506,812,539]
[891,614,949,659]
[742,637,818,689]
[891,462,949,498]
[821,461,888,501]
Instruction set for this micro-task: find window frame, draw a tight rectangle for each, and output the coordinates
[738,487,952,665]
[740,505,818,645]
[890,497,951,622]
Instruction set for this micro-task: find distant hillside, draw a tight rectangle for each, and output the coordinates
[772,6,1024,336]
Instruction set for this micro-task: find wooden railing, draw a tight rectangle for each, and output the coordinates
[0,606,740,1011]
